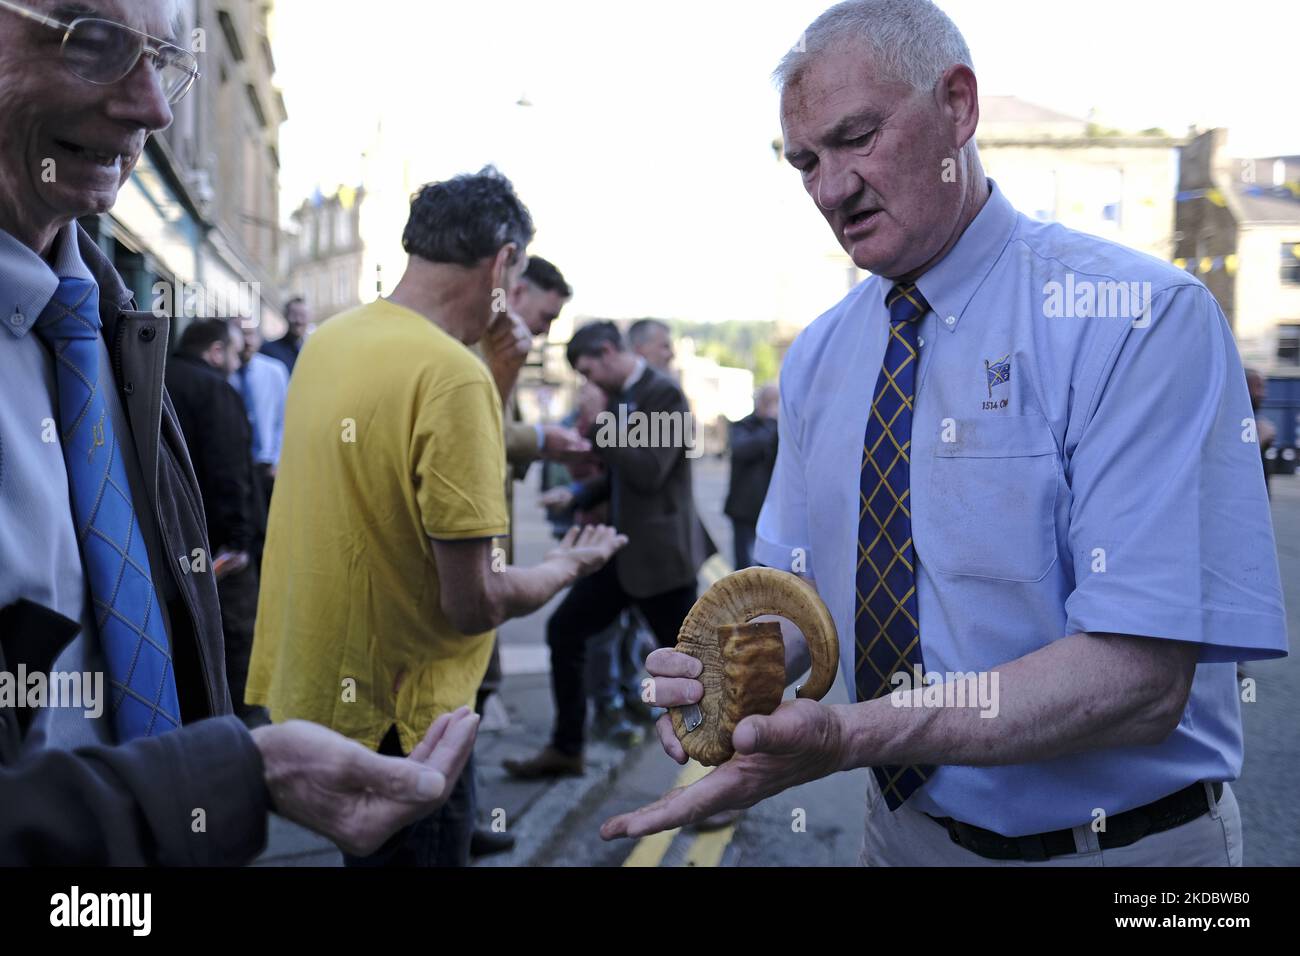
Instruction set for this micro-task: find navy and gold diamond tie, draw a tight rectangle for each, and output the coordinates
[855,282,934,809]
[35,277,181,741]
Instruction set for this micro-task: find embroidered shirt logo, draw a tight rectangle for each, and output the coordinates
[89,409,106,463]
[984,355,1011,399]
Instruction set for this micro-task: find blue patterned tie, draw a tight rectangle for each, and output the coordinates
[35,277,181,741]
[855,283,933,809]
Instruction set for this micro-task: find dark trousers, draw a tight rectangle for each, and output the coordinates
[547,559,696,755]
[731,519,757,570]
[342,726,477,867]
[216,562,259,718]
[256,462,276,511]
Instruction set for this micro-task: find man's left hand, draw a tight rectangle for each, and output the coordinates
[599,698,847,840]
[485,310,532,373]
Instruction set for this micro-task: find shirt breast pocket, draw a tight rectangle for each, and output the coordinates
[923,416,1060,582]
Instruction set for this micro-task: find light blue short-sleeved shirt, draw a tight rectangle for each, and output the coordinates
[756,180,1288,837]
[233,352,289,466]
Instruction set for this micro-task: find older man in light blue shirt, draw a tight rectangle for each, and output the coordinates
[0,224,128,753]
[603,0,1287,866]
[0,0,482,863]
[232,324,288,490]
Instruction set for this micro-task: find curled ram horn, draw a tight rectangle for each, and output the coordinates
[669,567,838,766]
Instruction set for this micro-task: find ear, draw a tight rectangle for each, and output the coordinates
[938,64,980,151]
[490,243,518,293]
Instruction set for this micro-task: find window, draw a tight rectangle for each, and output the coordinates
[1278,324,1300,365]
[245,84,267,129]
[218,11,245,62]
[334,208,352,249]
[1281,244,1300,285]
[1091,167,1123,232]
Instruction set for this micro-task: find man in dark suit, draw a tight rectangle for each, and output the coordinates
[261,296,311,374]
[506,322,709,778]
[724,384,780,569]
[166,319,264,724]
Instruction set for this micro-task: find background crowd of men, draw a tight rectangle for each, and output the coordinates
[0,0,775,863]
[148,166,781,866]
[3,0,1285,872]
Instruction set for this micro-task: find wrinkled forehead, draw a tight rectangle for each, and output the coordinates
[779,42,908,136]
[33,0,181,41]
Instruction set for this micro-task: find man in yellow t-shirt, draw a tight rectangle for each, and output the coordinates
[247,167,626,867]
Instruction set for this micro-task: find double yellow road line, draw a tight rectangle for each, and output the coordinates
[622,549,738,866]
[621,759,738,867]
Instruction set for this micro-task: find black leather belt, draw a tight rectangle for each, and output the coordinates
[925,781,1223,862]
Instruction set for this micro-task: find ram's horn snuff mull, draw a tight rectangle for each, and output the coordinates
[669,567,839,766]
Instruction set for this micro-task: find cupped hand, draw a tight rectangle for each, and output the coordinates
[252,707,479,856]
[545,523,628,578]
[600,698,846,840]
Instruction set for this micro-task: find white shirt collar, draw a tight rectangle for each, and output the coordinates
[622,356,648,394]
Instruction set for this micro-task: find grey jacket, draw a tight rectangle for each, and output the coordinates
[574,366,709,598]
[75,225,233,721]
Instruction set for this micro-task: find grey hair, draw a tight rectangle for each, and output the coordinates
[628,318,670,349]
[774,0,974,93]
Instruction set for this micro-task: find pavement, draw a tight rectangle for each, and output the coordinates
[256,460,1300,867]
[1233,472,1300,866]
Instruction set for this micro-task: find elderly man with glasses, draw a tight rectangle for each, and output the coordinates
[0,0,478,866]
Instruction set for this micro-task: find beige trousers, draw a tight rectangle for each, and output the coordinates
[859,777,1242,867]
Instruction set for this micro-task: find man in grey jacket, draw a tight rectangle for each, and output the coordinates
[505,322,709,779]
[0,0,475,864]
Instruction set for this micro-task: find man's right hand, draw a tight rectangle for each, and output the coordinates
[540,425,592,461]
[641,647,705,764]
[251,707,479,857]
[540,487,575,511]
[544,523,627,579]
[212,550,250,581]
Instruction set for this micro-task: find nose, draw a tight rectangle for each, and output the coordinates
[103,53,174,134]
[811,153,862,213]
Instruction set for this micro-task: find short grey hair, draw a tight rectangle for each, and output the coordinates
[628,318,670,349]
[774,0,973,94]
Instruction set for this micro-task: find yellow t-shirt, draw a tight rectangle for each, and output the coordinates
[246,299,508,753]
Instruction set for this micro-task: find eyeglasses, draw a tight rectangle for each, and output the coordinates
[0,0,201,105]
